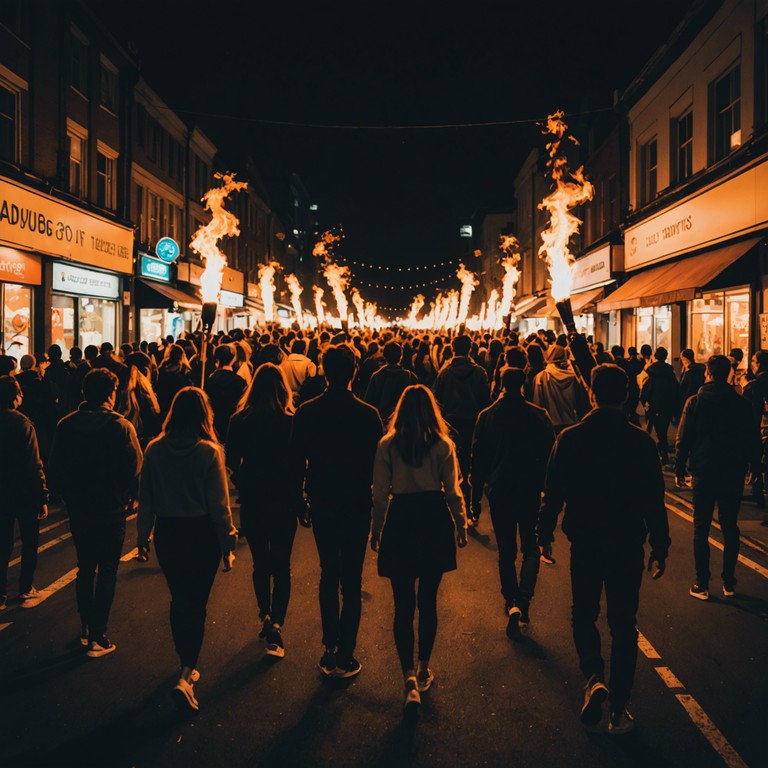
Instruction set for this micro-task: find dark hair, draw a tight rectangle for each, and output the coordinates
[214,343,236,367]
[611,345,625,358]
[501,366,527,393]
[729,348,744,362]
[48,344,63,361]
[753,350,768,370]
[628,346,638,356]
[291,338,307,355]
[654,346,668,361]
[590,363,628,406]
[680,348,695,364]
[383,341,402,365]
[452,334,471,356]
[70,346,83,363]
[526,342,546,372]
[390,384,452,467]
[640,344,653,358]
[706,354,732,383]
[322,345,357,386]
[82,368,119,405]
[0,356,16,376]
[236,362,292,416]
[0,375,21,409]
[160,386,218,443]
[505,347,528,369]
[84,345,99,361]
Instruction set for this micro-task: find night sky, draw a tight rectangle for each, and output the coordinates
[86,0,694,307]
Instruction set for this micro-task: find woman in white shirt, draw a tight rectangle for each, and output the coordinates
[371,384,467,713]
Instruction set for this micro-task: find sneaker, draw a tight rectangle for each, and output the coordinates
[265,625,285,658]
[519,605,531,633]
[258,616,273,641]
[722,579,737,598]
[689,584,709,601]
[19,587,39,601]
[0,595,6,611]
[172,677,199,712]
[334,657,362,679]
[416,668,434,692]
[404,676,421,711]
[580,675,609,726]
[318,647,337,676]
[608,707,635,734]
[506,606,522,640]
[80,625,89,647]
[87,637,117,658]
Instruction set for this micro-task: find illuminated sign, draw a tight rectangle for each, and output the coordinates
[459,225,472,238]
[140,255,171,282]
[52,262,120,298]
[220,289,244,308]
[0,246,42,285]
[155,237,180,264]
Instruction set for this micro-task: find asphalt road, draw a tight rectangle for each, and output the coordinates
[1,480,767,768]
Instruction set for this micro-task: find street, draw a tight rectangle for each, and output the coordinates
[1,476,766,768]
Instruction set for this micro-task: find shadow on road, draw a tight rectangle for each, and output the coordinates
[467,526,495,550]
[0,646,88,694]
[585,727,677,767]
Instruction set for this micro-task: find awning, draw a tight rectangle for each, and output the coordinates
[597,238,761,312]
[245,296,265,311]
[548,286,604,316]
[512,294,548,317]
[135,278,200,310]
[529,298,556,317]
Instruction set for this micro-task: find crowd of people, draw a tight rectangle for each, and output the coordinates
[1,322,766,730]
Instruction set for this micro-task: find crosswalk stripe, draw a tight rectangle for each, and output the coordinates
[676,694,749,768]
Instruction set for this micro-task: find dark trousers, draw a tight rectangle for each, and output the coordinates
[692,473,743,586]
[648,412,672,461]
[570,540,644,710]
[155,515,221,670]
[240,503,297,626]
[311,508,369,663]
[0,507,40,595]
[489,496,541,610]
[390,573,442,673]
[68,510,126,639]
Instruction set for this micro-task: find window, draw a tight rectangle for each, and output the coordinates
[96,143,117,210]
[67,121,88,197]
[604,175,618,231]
[192,155,210,200]
[635,305,671,352]
[759,17,768,127]
[639,137,657,206]
[145,190,165,244]
[0,82,17,163]
[167,203,182,242]
[99,57,118,113]
[709,64,740,163]
[0,1,30,41]
[672,110,693,184]
[689,289,750,361]
[70,28,88,96]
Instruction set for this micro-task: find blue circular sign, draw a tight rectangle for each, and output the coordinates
[155,237,180,264]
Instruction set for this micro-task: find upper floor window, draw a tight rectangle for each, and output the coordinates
[96,142,117,210]
[70,28,88,97]
[758,17,768,128]
[0,81,18,164]
[709,64,741,163]
[639,137,657,206]
[671,110,693,185]
[99,57,118,113]
[192,155,210,200]
[604,175,619,231]
[67,120,88,197]
[0,0,29,41]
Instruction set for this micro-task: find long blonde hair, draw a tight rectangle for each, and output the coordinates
[235,362,293,417]
[160,386,219,444]
[123,364,160,426]
[389,384,452,467]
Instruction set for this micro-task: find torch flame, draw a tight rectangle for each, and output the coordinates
[408,295,425,325]
[456,263,478,325]
[313,285,325,325]
[351,288,366,327]
[498,235,522,320]
[286,274,304,328]
[537,111,594,302]
[189,172,248,303]
[312,230,342,260]
[323,261,350,321]
[258,261,281,323]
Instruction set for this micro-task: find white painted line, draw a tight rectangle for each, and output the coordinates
[120,547,138,562]
[666,501,768,580]
[637,631,661,659]
[655,666,684,689]
[675,694,749,768]
[19,568,78,608]
[8,532,72,568]
[0,622,12,632]
[39,518,68,535]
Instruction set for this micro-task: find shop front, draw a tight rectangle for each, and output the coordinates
[176,261,244,333]
[0,246,41,358]
[511,294,549,336]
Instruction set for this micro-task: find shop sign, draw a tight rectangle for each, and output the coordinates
[247,281,260,298]
[52,262,120,299]
[220,289,244,308]
[155,237,180,264]
[0,177,133,274]
[140,255,171,282]
[177,261,245,293]
[571,246,612,291]
[0,246,42,285]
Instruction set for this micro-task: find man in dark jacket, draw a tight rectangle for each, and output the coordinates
[678,348,706,415]
[205,343,246,442]
[48,368,142,658]
[16,353,57,467]
[44,344,72,421]
[538,364,669,734]
[289,344,383,679]
[364,341,418,424]
[0,376,49,609]
[610,345,640,425]
[432,334,490,523]
[675,355,762,600]
[640,346,680,465]
[471,365,554,639]
[743,350,768,509]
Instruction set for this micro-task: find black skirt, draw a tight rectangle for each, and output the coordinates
[377,491,457,579]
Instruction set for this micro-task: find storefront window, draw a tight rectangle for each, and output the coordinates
[52,294,75,351]
[689,289,749,362]
[139,308,186,344]
[2,283,32,358]
[574,313,594,339]
[79,297,116,349]
[635,305,671,351]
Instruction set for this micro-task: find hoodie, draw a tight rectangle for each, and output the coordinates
[432,356,490,424]
[640,361,680,416]
[679,362,706,412]
[364,364,418,423]
[138,434,236,553]
[48,403,142,513]
[531,363,590,432]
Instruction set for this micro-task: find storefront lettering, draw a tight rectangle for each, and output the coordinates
[0,258,25,277]
[644,216,693,249]
[0,199,90,245]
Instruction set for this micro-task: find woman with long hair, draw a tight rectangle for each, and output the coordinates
[138,387,237,713]
[156,343,193,417]
[122,352,162,449]
[225,363,296,659]
[371,384,467,713]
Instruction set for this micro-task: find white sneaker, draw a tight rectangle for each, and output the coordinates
[608,707,635,734]
[403,677,420,712]
[172,677,199,712]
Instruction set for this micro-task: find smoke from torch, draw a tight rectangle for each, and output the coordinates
[258,261,281,323]
[189,172,248,303]
[537,111,594,302]
[313,286,325,325]
[456,263,478,325]
[286,274,304,328]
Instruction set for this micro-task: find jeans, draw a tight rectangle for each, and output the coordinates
[390,573,443,673]
[648,412,672,462]
[311,507,369,663]
[68,509,126,639]
[155,515,221,670]
[489,494,541,610]
[692,473,743,587]
[240,503,297,626]
[0,507,40,595]
[570,539,644,710]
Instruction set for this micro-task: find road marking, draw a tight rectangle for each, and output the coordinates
[39,518,68,535]
[676,694,748,768]
[120,548,138,562]
[19,568,78,608]
[665,500,768,579]
[637,631,661,658]
[655,666,684,689]
[0,622,11,632]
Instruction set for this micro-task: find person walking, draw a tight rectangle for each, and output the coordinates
[138,387,237,712]
[678,348,706,415]
[0,376,49,609]
[364,341,418,424]
[371,384,467,712]
[156,343,193,417]
[289,345,383,679]
[639,346,680,466]
[16,353,57,467]
[280,338,317,406]
[48,368,143,657]
[743,350,768,509]
[122,351,162,449]
[226,363,297,659]
[470,366,555,638]
[205,343,246,442]
[538,364,670,734]
[675,355,762,600]
[531,345,590,435]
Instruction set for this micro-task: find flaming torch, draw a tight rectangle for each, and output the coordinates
[258,261,281,324]
[313,285,326,326]
[286,274,305,328]
[456,263,478,328]
[323,261,351,328]
[189,172,247,385]
[499,235,522,326]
